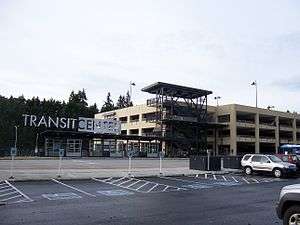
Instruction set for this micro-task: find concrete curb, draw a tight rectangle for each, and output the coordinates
[2,170,231,182]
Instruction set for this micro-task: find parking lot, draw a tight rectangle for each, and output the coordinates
[1,173,298,225]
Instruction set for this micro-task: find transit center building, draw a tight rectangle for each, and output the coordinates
[21,82,300,158]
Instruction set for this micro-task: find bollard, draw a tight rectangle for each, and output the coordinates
[221,158,224,171]
[58,156,62,178]
[57,149,64,178]
[9,155,14,179]
[159,156,162,175]
[128,156,132,177]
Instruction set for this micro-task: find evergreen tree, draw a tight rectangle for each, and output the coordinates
[101,92,115,112]
[116,95,126,109]
[125,91,133,107]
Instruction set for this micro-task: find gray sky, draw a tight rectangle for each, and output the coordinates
[1,0,300,112]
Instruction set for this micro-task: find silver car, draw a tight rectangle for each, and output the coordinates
[277,184,300,225]
[241,154,297,178]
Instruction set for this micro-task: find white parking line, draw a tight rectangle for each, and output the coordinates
[103,177,113,182]
[0,191,19,197]
[5,180,33,202]
[118,178,134,186]
[147,184,159,193]
[251,178,259,183]
[213,175,217,180]
[204,174,208,179]
[110,177,127,184]
[136,182,149,191]
[242,177,250,184]
[222,176,227,181]
[0,188,14,193]
[51,179,96,197]
[1,194,23,202]
[0,186,10,190]
[162,186,169,192]
[231,176,239,183]
[92,177,144,193]
[161,176,195,184]
[126,180,141,188]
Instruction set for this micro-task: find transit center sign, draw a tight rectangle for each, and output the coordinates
[22,114,121,134]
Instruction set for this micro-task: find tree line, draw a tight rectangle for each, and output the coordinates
[0,89,133,156]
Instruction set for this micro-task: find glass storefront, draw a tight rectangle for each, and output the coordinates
[45,138,82,157]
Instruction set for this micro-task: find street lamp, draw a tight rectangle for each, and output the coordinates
[35,133,39,156]
[214,96,221,106]
[251,80,258,108]
[129,81,136,102]
[14,126,18,149]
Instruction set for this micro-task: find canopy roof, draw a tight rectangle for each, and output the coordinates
[142,82,212,98]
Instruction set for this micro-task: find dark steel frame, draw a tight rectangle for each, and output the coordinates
[143,82,213,156]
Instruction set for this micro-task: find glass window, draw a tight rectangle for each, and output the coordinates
[282,156,289,162]
[261,156,269,163]
[243,155,251,161]
[251,155,261,162]
[268,155,282,163]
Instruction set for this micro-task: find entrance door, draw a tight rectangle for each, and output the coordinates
[66,139,82,157]
[45,139,62,157]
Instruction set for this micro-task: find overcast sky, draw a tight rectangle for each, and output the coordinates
[1,0,300,112]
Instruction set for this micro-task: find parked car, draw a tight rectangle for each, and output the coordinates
[276,154,300,170]
[241,154,297,178]
[276,184,300,225]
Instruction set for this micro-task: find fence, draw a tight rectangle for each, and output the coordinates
[190,155,243,171]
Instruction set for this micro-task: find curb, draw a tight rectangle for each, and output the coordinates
[1,171,231,182]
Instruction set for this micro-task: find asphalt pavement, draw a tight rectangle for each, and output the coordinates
[0,173,296,225]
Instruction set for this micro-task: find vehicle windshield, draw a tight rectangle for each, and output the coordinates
[268,155,282,163]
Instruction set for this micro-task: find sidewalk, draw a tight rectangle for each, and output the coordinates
[0,158,229,181]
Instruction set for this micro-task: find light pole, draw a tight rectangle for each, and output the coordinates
[35,133,39,156]
[214,96,221,106]
[129,81,136,102]
[14,126,18,149]
[251,80,258,108]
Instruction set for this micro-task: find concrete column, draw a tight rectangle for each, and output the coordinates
[275,116,280,153]
[255,113,260,154]
[293,118,297,144]
[230,109,237,156]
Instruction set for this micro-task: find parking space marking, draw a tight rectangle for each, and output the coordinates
[251,178,259,183]
[0,190,18,197]
[161,176,195,184]
[110,177,127,184]
[213,175,217,180]
[222,176,227,181]
[147,184,159,193]
[242,177,250,184]
[231,176,239,183]
[103,177,114,182]
[97,190,134,196]
[127,180,141,188]
[1,194,23,202]
[135,181,149,191]
[42,192,82,201]
[0,187,14,193]
[5,180,33,203]
[51,179,96,197]
[93,177,184,193]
